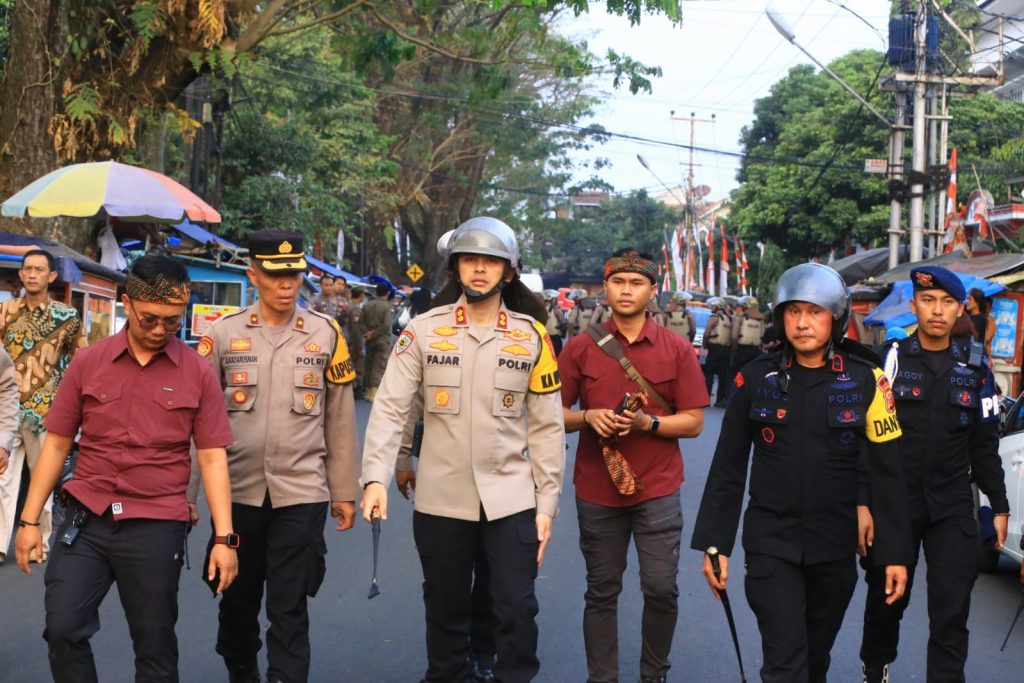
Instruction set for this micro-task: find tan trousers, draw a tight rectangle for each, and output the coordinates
[0,425,51,554]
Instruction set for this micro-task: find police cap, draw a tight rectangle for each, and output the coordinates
[249,230,308,273]
[910,265,966,302]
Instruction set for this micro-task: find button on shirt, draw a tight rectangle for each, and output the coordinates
[558,315,709,507]
[45,330,233,521]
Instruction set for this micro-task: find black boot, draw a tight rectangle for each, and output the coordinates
[862,661,889,683]
[225,657,260,683]
[471,652,496,682]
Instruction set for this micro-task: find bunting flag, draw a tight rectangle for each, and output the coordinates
[943,148,960,250]
[706,227,716,296]
[720,223,729,295]
[693,224,704,291]
[670,228,684,289]
[739,238,750,293]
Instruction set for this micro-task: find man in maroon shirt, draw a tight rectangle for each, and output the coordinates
[13,255,237,683]
[559,248,708,683]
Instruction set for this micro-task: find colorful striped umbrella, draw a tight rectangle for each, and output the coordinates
[1,160,220,223]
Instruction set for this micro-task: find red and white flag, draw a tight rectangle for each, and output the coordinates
[706,228,716,296]
[943,148,958,249]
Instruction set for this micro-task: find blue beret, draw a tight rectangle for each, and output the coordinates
[910,265,966,302]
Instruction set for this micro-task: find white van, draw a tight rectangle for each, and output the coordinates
[977,394,1024,570]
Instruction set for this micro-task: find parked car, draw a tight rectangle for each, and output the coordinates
[977,393,1024,571]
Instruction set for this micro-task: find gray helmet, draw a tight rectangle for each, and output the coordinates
[436,229,456,261]
[672,291,693,304]
[447,217,520,267]
[707,296,725,310]
[772,263,850,343]
[739,295,758,308]
[542,289,559,301]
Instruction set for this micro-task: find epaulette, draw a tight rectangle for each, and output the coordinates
[305,308,339,326]
[206,306,248,332]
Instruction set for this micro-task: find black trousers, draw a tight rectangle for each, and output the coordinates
[704,344,732,404]
[744,554,857,683]
[43,509,187,683]
[576,493,683,683]
[470,548,496,658]
[214,498,328,683]
[860,514,978,683]
[413,508,539,683]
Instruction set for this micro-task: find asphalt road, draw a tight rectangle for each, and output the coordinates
[2,402,1023,682]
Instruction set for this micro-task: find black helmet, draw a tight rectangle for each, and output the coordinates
[772,263,850,344]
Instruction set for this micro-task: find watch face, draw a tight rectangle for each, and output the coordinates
[227,533,240,548]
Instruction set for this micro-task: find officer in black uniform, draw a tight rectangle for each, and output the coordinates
[859,265,1008,683]
[702,296,733,406]
[692,263,912,683]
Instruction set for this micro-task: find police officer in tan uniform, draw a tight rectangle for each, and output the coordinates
[663,291,696,342]
[361,216,565,683]
[703,296,733,406]
[196,230,360,683]
[728,294,766,378]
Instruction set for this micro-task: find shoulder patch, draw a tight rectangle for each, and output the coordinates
[866,367,902,443]
[325,318,355,384]
[395,329,415,355]
[529,320,561,394]
[733,372,744,388]
[197,336,214,358]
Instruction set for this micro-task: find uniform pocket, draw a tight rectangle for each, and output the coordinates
[150,386,200,447]
[224,366,258,412]
[493,368,528,418]
[292,368,324,416]
[306,535,328,597]
[425,366,461,415]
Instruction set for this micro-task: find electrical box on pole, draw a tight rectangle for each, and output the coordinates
[887,14,940,72]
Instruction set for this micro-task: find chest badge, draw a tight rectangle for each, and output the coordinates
[303,372,319,387]
[229,338,252,352]
[761,427,775,444]
[430,340,459,352]
[501,344,531,357]
[503,329,532,342]
[776,408,787,420]
[502,392,516,409]
[434,389,451,408]
[304,341,321,353]
[433,325,458,337]
[230,371,249,385]
[232,389,248,405]
[303,392,315,411]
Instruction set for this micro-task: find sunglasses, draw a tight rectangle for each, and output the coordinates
[128,300,183,333]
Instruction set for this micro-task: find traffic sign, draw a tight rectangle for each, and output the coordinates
[406,264,424,282]
[864,159,888,174]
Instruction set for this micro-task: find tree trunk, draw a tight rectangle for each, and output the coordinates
[0,0,70,245]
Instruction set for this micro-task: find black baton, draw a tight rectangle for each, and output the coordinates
[1000,589,1024,652]
[367,508,381,599]
[707,547,747,683]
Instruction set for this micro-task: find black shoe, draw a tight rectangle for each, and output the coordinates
[225,658,260,683]
[862,661,889,683]
[471,653,496,682]
[639,676,667,683]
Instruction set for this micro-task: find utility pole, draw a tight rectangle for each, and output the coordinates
[908,0,928,262]
[888,91,906,269]
[671,111,715,290]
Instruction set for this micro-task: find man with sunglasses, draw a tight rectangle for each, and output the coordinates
[14,254,238,683]
[194,230,360,683]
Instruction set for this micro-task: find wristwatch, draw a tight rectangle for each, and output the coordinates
[648,415,661,434]
[213,533,241,549]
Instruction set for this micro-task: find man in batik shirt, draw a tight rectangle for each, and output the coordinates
[0,249,86,562]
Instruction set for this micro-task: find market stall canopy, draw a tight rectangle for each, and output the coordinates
[0,231,124,283]
[306,254,362,283]
[863,272,1005,329]
[865,251,967,284]
[831,247,907,285]
[1,161,220,224]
